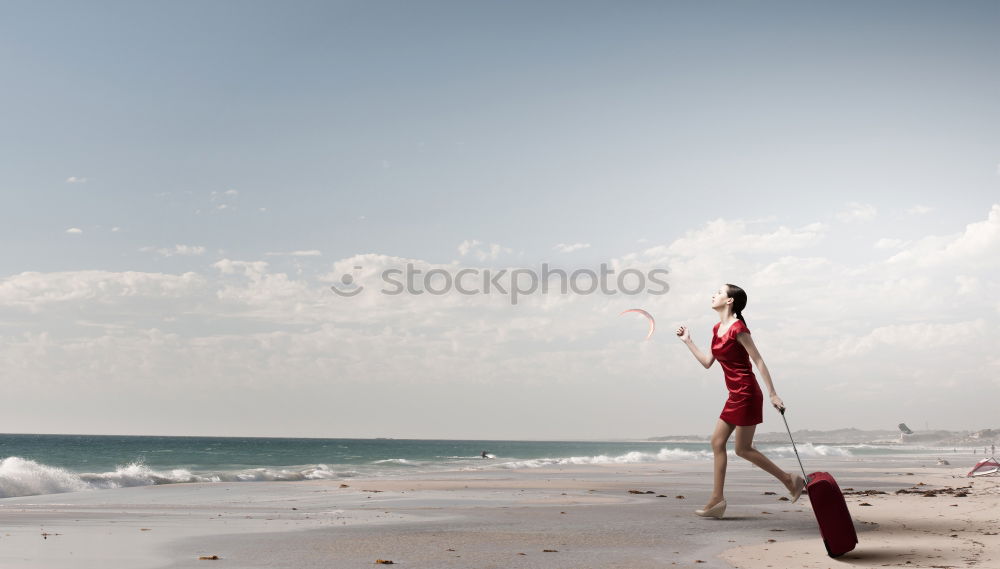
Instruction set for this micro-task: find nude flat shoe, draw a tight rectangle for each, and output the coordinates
[789,475,806,503]
[694,499,727,518]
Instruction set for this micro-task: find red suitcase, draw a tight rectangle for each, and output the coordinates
[781,410,859,557]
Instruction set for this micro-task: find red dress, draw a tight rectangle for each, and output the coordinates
[711,319,763,426]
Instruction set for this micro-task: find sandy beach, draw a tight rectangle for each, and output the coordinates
[1,452,995,568]
[719,463,999,569]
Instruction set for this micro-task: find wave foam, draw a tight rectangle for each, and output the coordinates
[0,456,359,499]
[372,458,418,466]
[764,443,853,458]
[490,443,853,470]
[496,447,713,469]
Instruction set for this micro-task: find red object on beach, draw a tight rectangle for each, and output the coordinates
[967,458,999,477]
[780,410,858,557]
[803,471,859,557]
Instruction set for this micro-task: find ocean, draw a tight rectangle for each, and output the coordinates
[0,433,955,499]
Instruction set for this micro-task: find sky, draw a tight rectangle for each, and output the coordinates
[1,0,998,439]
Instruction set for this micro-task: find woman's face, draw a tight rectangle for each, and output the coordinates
[711,285,731,309]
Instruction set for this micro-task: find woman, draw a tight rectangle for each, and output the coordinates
[675,283,805,519]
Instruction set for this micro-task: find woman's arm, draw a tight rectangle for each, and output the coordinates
[737,331,785,411]
[676,325,715,369]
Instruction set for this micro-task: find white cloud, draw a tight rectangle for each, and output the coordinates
[0,270,205,310]
[751,256,832,288]
[65,176,86,184]
[823,320,985,359]
[213,259,269,277]
[554,243,591,253]
[632,218,827,260]
[874,238,908,249]
[906,205,932,215]
[886,203,1000,268]
[265,250,322,257]
[836,202,877,223]
[65,227,82,234]
[955,275,981,295]
[140,244,206,257]
[111,226,121,232]
[209,189,238,212]
[7,205,1000,437]
[457,239,482,256]
[457,240,512,261]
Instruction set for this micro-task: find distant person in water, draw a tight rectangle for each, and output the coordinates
[481,450,489,458]
[676,283,806,519]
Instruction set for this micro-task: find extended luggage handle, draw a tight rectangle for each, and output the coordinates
[780,407,811,485]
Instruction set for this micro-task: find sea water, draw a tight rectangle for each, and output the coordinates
[0,433,950,499]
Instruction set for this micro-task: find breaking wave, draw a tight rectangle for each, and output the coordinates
[494,447,713,469]
[491,443,852,469]
[371,458,419,466]
[0,456,359,499]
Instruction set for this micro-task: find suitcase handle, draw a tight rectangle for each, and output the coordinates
[780,408,811,485]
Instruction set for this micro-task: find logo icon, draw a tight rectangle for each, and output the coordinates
[330,266,364,297]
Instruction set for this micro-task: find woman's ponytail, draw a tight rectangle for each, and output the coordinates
[726,283,748,324]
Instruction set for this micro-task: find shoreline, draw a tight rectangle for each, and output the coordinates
[1,455,994,568]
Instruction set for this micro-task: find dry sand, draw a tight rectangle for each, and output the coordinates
[720,465,1000,569]
[0,453,995,568]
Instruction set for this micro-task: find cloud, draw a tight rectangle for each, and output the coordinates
[265,250,322,257]
[65,177,86,183]
[457,239,482,256]
[65,228,82,234]
[0,270,205,311]
[209,189,238,212]
[955,275,981,295]
[457,240,512,261]
[823,319,985,359]
[906,205,932,215]
[554,243,591,253]
[630,218,827,261]
[7,204,1000,436]
[210,189,238,201]
[212,259,269,277]
[140,244,207,257]
[886,203,1000,268]
[836,202,877,223]
[874,238,908,249]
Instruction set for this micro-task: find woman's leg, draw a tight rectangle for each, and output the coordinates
[733,425,797,492]
[706,418,735,508]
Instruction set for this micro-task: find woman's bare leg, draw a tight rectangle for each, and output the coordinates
[733,424,797,492]
[706,419,736,508]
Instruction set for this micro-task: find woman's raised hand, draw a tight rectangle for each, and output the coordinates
[675,325,690,342]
